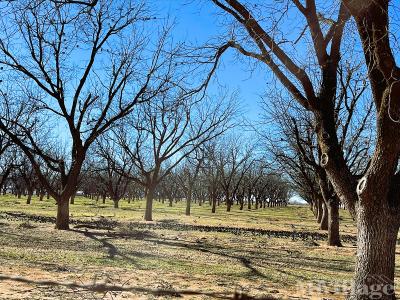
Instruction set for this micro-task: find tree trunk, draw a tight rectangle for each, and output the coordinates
[327,198,341,246]
[55,199,70,230]
[320,201,328,230]
[39,193,44,201]
[113,199,119,208]
[239,199,244,210]
[211,195,216,213]
[316,198,323,224]
[185,190,192,216]
[144,186,154,221]
[226,199,232,211]
[102,194,106,204]
[26,192,32,204]
[70,195,75,204]
[350,208,398,300]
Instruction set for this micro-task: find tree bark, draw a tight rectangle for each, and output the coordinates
[70,195,75,204]
[316,198,323,224]
[26,192,32,204]
[144,186,154,221]
[185,190,192,216]
[320,201,328,230]
[55,199,70,230]
[223,189,231,212]
[350,208,398,300]
[211,195,216,213]
[113,199,119,208]
[327,198,341,246]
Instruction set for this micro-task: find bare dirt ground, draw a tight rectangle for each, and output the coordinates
[0,197,389,299]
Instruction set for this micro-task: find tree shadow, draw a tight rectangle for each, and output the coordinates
[71,229,157,267]
[138,235,353,282]
[0,274,279,299]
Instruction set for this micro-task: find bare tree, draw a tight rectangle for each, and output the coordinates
[202,141,223,213]
[93,137,132,208]
[263,58,372,246]
[208,0,400,296]
[216,136,253,211]
[111,92,235,221]
[0,0,223,229]
[176,151,205,216]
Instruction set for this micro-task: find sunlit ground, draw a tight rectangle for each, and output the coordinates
[0,195,397,299]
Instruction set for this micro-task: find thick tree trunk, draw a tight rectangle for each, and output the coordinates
[144,186,154,221]
[320,201,328,230]
[70,195,75,204]
[55,199,70,230]
[327,199,341,246]
[350,208,398,300]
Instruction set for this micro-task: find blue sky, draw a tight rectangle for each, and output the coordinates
[154,0,269,124]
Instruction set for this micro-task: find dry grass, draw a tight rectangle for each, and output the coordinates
[0,195,396,299]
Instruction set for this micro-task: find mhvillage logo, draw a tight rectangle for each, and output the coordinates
[351,275,395,300]
[296,274,395,299]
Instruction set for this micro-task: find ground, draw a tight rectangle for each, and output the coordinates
[0,195,395,299]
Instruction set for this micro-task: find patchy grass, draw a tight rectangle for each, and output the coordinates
[0,194,390,299]
[0,195,356,235]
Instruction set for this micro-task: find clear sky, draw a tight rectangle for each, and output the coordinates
[153,0,270,124]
